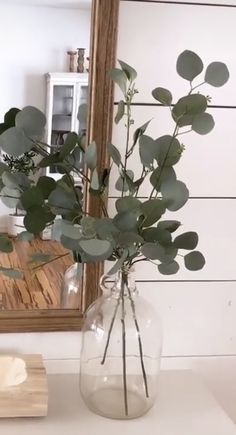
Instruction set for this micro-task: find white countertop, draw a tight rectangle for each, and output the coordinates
[1,370,236,435]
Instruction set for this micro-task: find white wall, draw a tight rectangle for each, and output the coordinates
[0,1,91,229]
[109,0,236,422]
[1,0,236,424]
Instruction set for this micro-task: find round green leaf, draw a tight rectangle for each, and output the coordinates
[152,87,172,105]
[18,231,34,241]
[155,135,182,167]
[158,261,179,275]
[95,218,119,240]
[81,216,97,238]
[184,251,206,271]
[2,171,21,189]
[37,176,57,199]
[0,267,22,279]
[205,62,229,87]
[116,197,141,213]
[48,186,75,215]
[142,227,171,245]
[174,231,198,250]
[150,166,176,192]
[91,168,100,191]
[177,114,194,128]
[177,50,203,81]
[0,186,21,208]
[16,106,46,138]
[4,107,20,127]
[113,210,138,232]
[141,199,166,227]
[141,242,177,263]
[61,220,82,240]
[21,187,44,210]
[157,220,181,233]
[117,232,144,247]
[161,179,189,211]
[192,112,215,135]
[0,127,33,157]
[139,135,156,167]
[24,208,47,234]
[115,170,134,192]
[85,142,97,170]
[77,103,88,124]
[79,238,112,259]
[0,235,13,253]
[172,94,207,122]
[61,234,80,252]
[28,253,53,264]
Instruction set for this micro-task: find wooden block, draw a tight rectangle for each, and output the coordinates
[0,354,48,418]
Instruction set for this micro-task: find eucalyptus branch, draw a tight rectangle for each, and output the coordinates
[31,252,70,271]
[177,128,192,136]
[149,123,179,199]
[122,93,132,198]
[101,294,121,365]
[127,281,149,398]
[135,166,146,198]
[189,80,206,95]
[121,270,128,416]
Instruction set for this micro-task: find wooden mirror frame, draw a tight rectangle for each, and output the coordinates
[0,0,120,333]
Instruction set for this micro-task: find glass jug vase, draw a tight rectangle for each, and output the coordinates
[60,263,82,309]
[80,267,162,419]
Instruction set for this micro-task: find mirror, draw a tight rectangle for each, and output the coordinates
[0,0,119,331]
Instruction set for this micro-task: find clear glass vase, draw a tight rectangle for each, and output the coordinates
[80,268,162,419]
[60,263,82,309]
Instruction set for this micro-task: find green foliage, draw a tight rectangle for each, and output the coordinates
[205,62,230,87]
[176,50,203,82]
[0,51,229,277]
[152,87,172,106]
[0,235,13,253]
[115,101,125,124]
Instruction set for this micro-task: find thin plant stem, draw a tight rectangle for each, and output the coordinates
[122,98,131,198]
[149,123,179,199]
[101,294,121,365]
[124,273,149,398]
[189,81,205,95]
[121,271,128,416]
[34,142,109,217]
[31,252,70,271]
[177,128,192,136]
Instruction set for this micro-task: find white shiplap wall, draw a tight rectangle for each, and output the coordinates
[108,0,236,416]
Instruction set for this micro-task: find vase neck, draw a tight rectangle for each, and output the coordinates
[111,268,137,298]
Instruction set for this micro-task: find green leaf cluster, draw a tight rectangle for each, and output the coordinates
[0,50,229,278]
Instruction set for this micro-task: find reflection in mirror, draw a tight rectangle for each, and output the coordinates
[0,0,92,311]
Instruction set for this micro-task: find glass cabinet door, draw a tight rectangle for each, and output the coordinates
[49,84,75,176]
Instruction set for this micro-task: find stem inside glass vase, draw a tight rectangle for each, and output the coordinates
[100,267,149,417]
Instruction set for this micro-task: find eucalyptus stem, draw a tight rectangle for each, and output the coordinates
[101,294,121,365]
[122,96,132,198]
[121,271,128,416]
[149,123,179,199]
[124,274,149,398]
[31,252,70,271]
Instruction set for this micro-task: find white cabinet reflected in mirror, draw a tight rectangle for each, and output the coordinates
[0,0,92,312]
